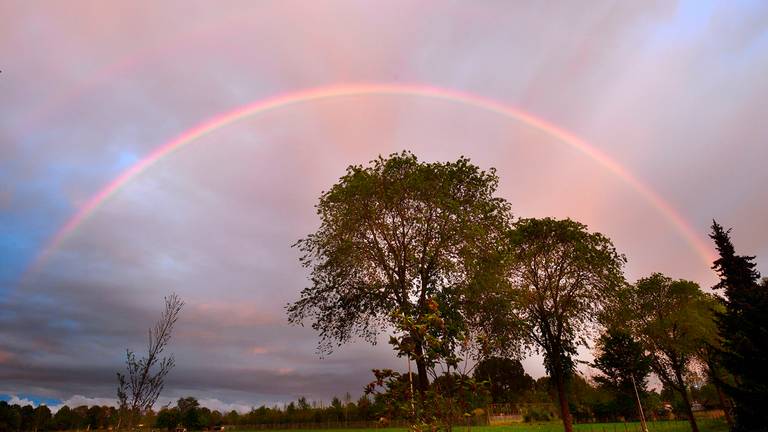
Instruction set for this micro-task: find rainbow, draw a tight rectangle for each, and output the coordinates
[35,83,714,268]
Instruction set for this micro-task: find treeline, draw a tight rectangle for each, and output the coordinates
[153,396,382,430]
[0,402,116,432]
[1,373,725,432]
[0,394,385,432]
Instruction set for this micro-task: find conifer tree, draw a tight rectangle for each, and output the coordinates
[710,221,768,432]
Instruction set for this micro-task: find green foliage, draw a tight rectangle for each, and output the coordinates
[523,406,555,422]
[365,368,488,432]
[52,406,75,430]
[288,151,516,392]
[621,273,717,432]
[387,300,466,379]
[592,328,652,420]
[177,396,203,430]
[0,401,21,431]
[156,407,180,431]
[593,328,651,391]
[710,221,768,432]
[627,274,717,387]
[0,401,117,432]
[365,299,490,431]
[504,217,626,431]
[473,357,534,403]
[507,217,626,374]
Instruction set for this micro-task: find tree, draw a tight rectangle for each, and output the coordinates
[287,152,514,393]
[117,293,184,429]
[694,299,734,428]
[224,409,240,426]
[52,406,74,431]
[297,396,311,411]
[155,407,180,431]
[710,221,768,432]
[85,405,104,430]
[366,299,489,431]
[176,397,199,415]
[503,217,626,432]
[366,367,487,432]
[20,405,35,432]
[72,406,88,430]
[177,397,201,430]
[592,327,652,421]
[33,405,52,432]
[209,409,223,427]
[356,395,372,421]
[473,357,534,403]
[626,274,717,432]
[0,401,22,432]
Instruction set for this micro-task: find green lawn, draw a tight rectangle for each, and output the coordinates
[467,420,728,432]
[240,419,728,432]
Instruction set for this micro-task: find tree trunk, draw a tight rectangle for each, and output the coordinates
[555,371,574,432]
[413,342,429,394]
[714,383,733,427]
[674,369,699,432]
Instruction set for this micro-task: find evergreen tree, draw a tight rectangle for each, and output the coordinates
[710,221,768,432]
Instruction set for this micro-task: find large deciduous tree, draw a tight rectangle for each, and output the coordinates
[504,217,626,432]
[626,274,717,432]
[710,220,768,432]
[287,152,514,393]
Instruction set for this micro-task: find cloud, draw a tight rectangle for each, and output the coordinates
[1,0,767,408]
[1,392,271,414]
[196,398,259,414]
[6,395,38,408]
[47,396,118,413]
[44,396,276,415]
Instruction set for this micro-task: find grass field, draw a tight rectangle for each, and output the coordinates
[239,419,728,432]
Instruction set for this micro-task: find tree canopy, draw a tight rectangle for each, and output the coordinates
[592,327,652,421]
[503,217,626,432]
[473,357,535,403]
[287,152,515,392]
[623,273,717,432]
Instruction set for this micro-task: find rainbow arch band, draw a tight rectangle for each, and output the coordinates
[38,83,714,266]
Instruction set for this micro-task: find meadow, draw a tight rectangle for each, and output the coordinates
[237,419,728,432]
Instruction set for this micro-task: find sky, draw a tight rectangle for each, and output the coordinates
[2,0,768,413]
